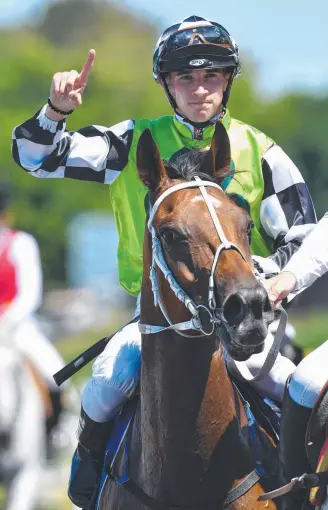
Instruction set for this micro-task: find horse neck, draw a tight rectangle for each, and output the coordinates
[138,276,253,504]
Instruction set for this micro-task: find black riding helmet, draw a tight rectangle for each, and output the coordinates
[153,15,241,114]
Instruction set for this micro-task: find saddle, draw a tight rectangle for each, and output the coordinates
[99,379,281,489]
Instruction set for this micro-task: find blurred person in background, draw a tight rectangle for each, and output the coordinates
[0,183,66,458]
[11,15,319,509]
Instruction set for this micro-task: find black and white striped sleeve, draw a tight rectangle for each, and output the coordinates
[12,105,135,184]
[253,144,317,274]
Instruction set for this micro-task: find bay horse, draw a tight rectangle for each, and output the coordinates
[98,123,281,509]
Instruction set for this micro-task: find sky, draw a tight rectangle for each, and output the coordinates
[1,0,328,97]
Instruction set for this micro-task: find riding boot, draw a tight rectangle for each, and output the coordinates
[280,388,312,510]
[68,406,113,509]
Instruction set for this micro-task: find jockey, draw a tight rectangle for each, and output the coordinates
[11,16,317,508]
[264,213,328,508]
[0,183,65,455]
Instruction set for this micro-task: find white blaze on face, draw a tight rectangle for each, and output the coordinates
[191,195,222,208]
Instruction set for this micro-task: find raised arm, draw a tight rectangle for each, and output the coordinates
[12,49,134,184]
[46,48,96,121]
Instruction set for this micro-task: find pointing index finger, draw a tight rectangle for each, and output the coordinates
[78,49,96,84]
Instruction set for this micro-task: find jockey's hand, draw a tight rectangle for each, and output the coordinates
[46,49,96,120]
[262,271,297,309]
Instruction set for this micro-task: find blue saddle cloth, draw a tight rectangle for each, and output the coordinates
[95,384,281,508]
[232,378,281,477]
[95,398,138,509]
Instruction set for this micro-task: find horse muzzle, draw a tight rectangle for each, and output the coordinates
[220,284,273,360]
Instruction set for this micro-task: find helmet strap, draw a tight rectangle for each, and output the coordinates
[160,76,177,110]
[222,69,236,107]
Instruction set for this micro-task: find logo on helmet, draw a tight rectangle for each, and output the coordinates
[189,59,205,66]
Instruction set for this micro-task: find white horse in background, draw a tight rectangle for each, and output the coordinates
[0,343,45,510]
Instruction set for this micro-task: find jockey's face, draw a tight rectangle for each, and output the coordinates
[167,69,230,123]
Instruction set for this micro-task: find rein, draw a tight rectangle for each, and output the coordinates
[55,177,288,508]
[54,176,287,387]
[54,177,287,389]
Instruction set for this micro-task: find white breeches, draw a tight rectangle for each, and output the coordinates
[82,321,142,422]
[288,339,328,408]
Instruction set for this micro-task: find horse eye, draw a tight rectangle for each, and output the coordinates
[159,228,184,244]
[247,220,255,233]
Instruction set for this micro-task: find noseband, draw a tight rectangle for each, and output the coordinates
[139,177,248,338]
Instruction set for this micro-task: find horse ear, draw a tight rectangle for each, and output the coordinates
[136,129,167,191]
[202,123,232,184]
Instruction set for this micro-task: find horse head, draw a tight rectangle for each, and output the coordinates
[137,123,273,361]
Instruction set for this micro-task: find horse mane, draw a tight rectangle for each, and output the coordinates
[164,150,234,183]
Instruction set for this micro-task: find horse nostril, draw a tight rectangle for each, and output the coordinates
[222,293,247,327]
[251,299,263,320]
[263,294,272,314]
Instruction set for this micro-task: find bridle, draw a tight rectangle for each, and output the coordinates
[139,176,287,382]
[139,177,248,338]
